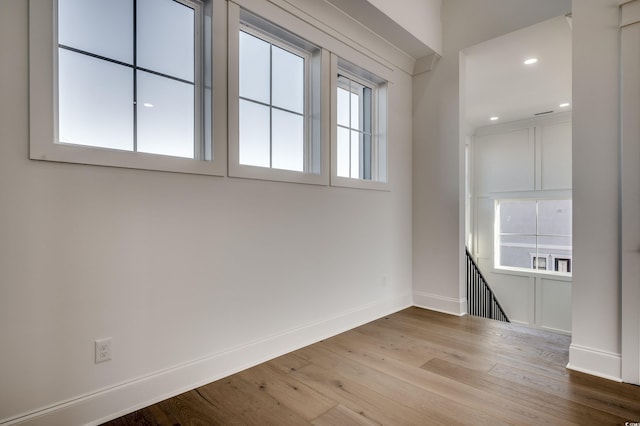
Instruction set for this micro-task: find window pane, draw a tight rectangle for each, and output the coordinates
[498,235,536,269]
[499,201,536,234]
[272,110,303,171]
[58,0,133,64]
[350,130,360,178]
[538,200,572,236]
[272,46,304,114]
[337,86,350,127]
[350,92,360,130]
[239,32,270,104]
[495,198,572,274]
[137,0,195,82]
[58,49,133,151]
[538,235,572,256]
[137,71,194,158]
[239,100,270,167]
[337,127,350,177]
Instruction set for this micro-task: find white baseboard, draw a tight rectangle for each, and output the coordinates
[412,291,466,316]
[567,343,622,382]
[4,295,412,426]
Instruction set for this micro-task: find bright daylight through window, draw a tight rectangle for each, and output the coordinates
[332,58,388,188]
[337,74,372,179]
[238,29,306,171]
[57,0,209,159]
[495,199,572,275]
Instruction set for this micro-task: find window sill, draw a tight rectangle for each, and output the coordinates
[228,162,329,186]
[30,142,226,176]
[492,266,572,282]
[330,175,390,191]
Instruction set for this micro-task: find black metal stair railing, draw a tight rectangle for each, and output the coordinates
[466,248,509,322]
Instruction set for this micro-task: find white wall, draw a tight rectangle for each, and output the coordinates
[568,0,624,382]
[0,1,416,424]
[471,114,572,333]
[412,0,571,315]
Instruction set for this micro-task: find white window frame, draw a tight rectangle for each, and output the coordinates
[330,53,389,190]
[237,25,311,171]
[227,3,329,185]
[492,191,572,278]
[336,72,375,179]
[29,0,227,176]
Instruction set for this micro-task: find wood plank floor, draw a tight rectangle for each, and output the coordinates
[104,307,640,425]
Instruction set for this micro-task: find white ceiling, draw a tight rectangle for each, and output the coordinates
[464,15,572,131]
[324,0,436,58]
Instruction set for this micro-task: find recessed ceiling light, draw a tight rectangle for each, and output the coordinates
[143,102,154,108]
[490,116,499,121]
[559,102,570,108]
[524,58,538,65]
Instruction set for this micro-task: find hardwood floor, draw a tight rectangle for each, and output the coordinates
[104,307,640,425]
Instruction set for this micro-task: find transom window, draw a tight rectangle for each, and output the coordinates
[57,0,208,159]
[238,28,306,171]
[495,199,572,275]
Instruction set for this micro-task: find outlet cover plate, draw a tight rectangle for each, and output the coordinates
[95,338,112,363]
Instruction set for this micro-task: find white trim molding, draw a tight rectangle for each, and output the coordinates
[1,295,412,426]
[567,344,622,382]
[620,0,640,385]
[412,291,466,316]
[621,0,640,26]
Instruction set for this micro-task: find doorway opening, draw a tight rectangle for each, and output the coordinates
[462,14,572,334]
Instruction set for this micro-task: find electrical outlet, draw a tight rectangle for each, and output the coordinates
[381,275,387,288]
[95,338,112,363]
